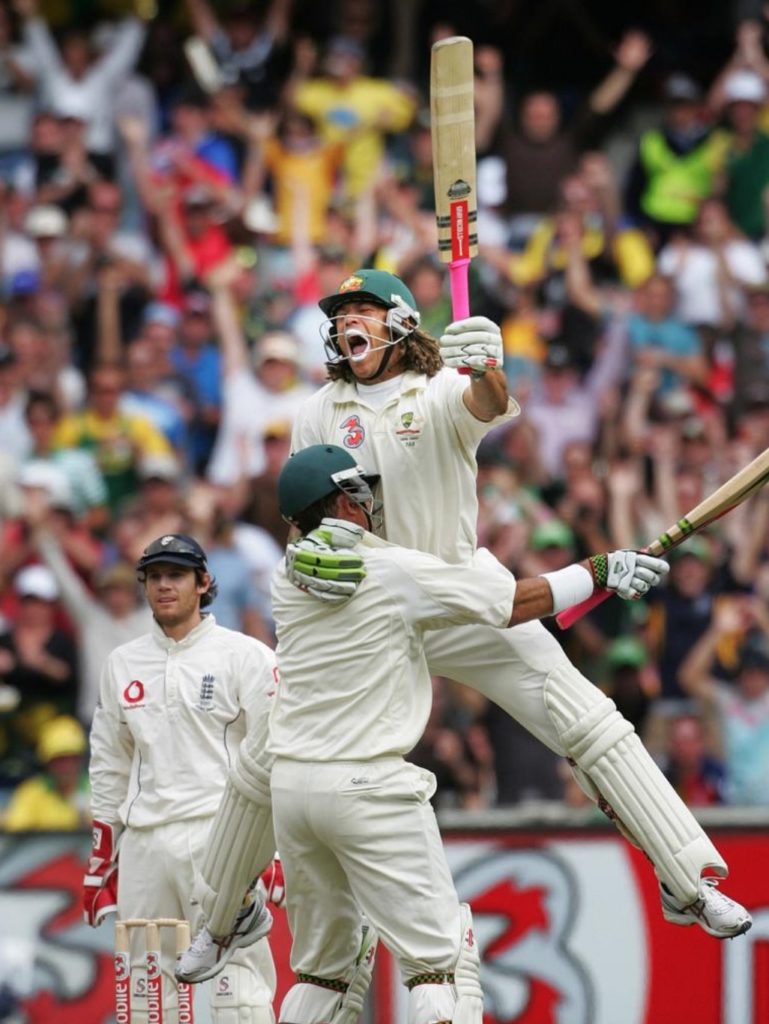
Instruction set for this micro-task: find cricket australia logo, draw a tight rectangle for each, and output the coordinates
[396,409,421,447]
[197,673,215,711]
[338,274,364,293]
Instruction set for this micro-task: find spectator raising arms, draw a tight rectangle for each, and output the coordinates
[679,599,769,806]
[14,0,149,167]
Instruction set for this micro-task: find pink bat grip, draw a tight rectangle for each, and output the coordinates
[449,257,471,375]
[555,587,610,629]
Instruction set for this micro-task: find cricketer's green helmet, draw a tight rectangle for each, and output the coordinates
[278,445,380,520]
[318,269,418,317]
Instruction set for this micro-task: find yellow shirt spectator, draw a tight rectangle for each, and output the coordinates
[295,73,415,197]
[510,219,655,289]
[263,128,344,245]
[3,715,91,832]
[53,365,172,513]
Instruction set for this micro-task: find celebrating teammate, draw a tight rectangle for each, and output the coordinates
[85,534,277,1023]
[178,443,672,1019]
[284,268,751,939]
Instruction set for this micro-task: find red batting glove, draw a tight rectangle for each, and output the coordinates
[83,820,120,926]
[260,855,285,908]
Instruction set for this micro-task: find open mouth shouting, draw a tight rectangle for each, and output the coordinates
[345,328,371,362]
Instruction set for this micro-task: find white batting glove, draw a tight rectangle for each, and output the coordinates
[591,550,670,600]
[285,519,366,603]
[439,316,504,376]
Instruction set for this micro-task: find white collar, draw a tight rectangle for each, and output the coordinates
[151,613,216,651]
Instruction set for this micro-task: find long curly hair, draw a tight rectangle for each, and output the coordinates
[325,327,443,383]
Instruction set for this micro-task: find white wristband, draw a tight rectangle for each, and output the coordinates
[540,564,594,615]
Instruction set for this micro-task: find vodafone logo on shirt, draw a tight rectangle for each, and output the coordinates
[123,680,145,707]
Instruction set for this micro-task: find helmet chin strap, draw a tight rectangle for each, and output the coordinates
[344,327,412,382]
[358,339,399,382]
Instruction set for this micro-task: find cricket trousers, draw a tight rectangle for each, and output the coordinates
[425,615,595,753]
[271,757,462,982]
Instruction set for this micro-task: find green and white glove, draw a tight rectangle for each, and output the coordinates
[286,519,366,603]
[589,550,670,600]
[439,316,504,376]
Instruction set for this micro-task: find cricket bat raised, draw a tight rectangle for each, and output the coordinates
[430,36,478,372]
[557,445,769,628]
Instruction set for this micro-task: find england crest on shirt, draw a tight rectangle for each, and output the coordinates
[196,673,215,711]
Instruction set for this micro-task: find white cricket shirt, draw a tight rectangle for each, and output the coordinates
[268,533,515,761]
[291,368,519,565]
[89,615,276,829]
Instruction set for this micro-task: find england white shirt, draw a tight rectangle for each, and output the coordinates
[290,368,519,564]
[268,532,515,762]
[89,615,276,828]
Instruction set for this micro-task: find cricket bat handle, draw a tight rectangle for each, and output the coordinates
[449,257,471,375]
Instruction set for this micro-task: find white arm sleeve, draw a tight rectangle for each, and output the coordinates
[36,531,94,626]
[24,18,64,80]
[92,18,146,84]
[88,658,135,824]
[371,548,515,632]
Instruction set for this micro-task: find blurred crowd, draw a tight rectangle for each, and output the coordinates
[0,0,768,830]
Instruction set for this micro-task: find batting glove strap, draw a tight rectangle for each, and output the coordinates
[597,550,670,601]
[439,316,504,375]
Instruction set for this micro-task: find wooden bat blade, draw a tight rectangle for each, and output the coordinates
[646,446,769,555]
[430,36,478,265]
[556,445,769,629]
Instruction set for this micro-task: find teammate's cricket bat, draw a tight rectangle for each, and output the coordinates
[557,445,769,628]
[430,36,478,372]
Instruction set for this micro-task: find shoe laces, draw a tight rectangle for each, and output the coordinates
[699,878,732,911]
[188,927,213,954]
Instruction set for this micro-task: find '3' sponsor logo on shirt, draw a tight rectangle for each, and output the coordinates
[340,415,365,448]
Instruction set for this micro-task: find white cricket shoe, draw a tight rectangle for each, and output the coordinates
[175,894,273,983]
[660,878,752,939]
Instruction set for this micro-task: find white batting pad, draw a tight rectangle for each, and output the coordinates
[452,904,483,1024]
[544,665,727,903]
[210,961,276,1024]
[197,753,276,937]
[408,984,457,1024]
[330,920,378,1024]
[280,983,340,1024]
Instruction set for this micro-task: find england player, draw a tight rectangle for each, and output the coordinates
[85,534,277,1023]
[179,443,671,1021]
[284,268,751,938]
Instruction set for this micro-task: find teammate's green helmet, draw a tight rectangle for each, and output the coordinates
[278,445,379,520]
[318,269,417,317]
